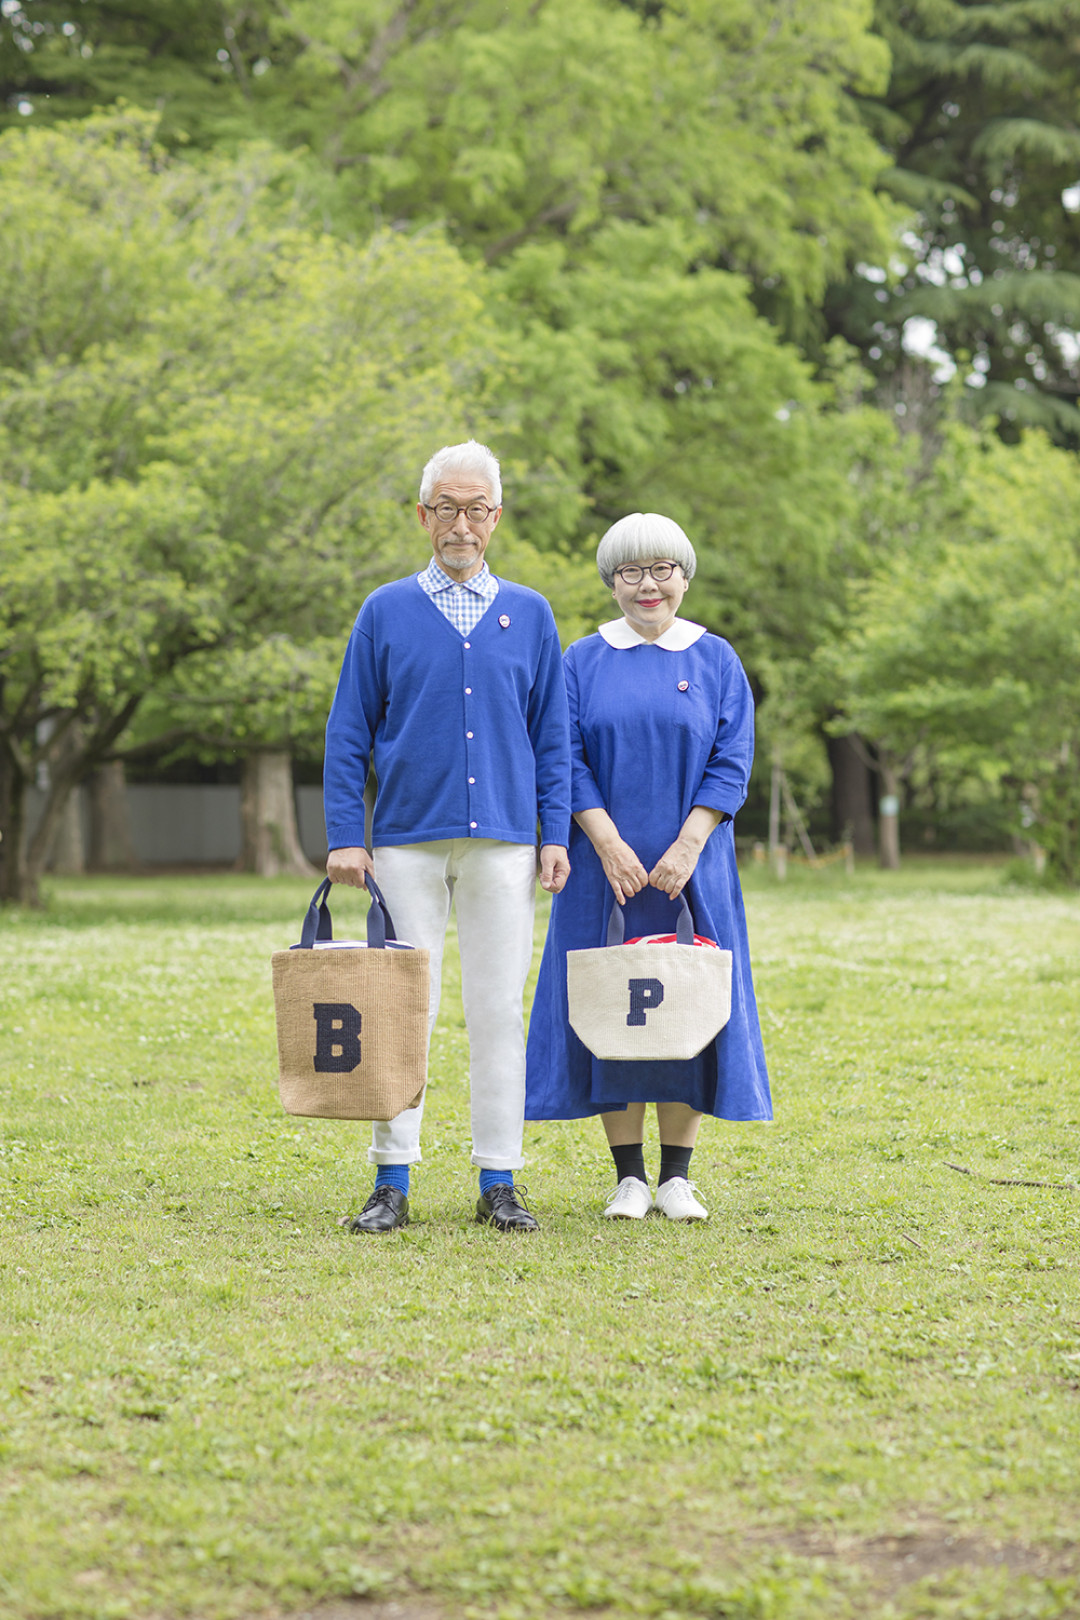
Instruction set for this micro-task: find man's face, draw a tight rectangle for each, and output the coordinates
[417,478,502,582]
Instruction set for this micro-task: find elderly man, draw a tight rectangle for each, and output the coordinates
[324,440,571,1234]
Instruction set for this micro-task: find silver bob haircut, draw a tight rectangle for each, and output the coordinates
[419,439,502,506]
[596,512,697,587]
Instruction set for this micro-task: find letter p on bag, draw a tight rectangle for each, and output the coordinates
[313,1002,362,1072]
[626,977,665,1027]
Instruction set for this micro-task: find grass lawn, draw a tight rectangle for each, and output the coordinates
[2,858,1079,1620]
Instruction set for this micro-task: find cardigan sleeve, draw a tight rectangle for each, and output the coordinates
[691,643,756,819]
[527,616,572,848]
[566,645,606,816]
[322,611,383,851]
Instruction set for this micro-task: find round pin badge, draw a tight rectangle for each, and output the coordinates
[677,680,689,692]
[499,614,511,628]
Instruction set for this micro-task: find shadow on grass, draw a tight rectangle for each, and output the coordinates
[24,871,345,931]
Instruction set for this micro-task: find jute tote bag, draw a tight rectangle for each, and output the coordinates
[566,896,732,1062]
[271,876,430,1120]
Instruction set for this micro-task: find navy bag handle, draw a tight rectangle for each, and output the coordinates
[295,874,399,950]
[606,893,695,947]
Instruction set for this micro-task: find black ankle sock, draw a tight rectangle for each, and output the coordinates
[611,1142,647,1185]
[658,1144,693,1186]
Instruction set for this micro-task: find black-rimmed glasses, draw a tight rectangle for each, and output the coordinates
[613,561,681,584]
[424,500,499,524]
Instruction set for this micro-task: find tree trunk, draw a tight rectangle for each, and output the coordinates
[0,740,33,905]
[767,755,783,874]
[0,726,67,906]
[878,753,901,871]
[14,718,87,903]
[88,761,140,871]
[826,731,876,857]
[47,786,86,873]
[238,751,316,876]
[2,697,142,907]
[2,759,76,906]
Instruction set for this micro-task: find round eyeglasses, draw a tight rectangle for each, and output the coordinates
[613,561,681,585]
[424,500,498,525]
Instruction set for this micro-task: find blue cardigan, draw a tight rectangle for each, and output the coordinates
[324,576,571,851]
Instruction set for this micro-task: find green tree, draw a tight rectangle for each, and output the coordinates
[831,0,1080,441]
[0,0,266,144]
[492,226,903,668]
[826,424,1080,882]
[4,0,970,858]
[0,112,502,904]
[3,0,898,324]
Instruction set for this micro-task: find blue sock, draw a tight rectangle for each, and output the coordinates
[375,1163,410,1195]
[479,1168,512,1194]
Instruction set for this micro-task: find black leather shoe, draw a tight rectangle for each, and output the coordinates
[347,1185,409,1234]
[475,1182,539,1232]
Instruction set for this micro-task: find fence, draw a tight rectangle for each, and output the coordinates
[27,785,329,869]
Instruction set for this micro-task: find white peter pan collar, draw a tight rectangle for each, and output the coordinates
[598,616,707,651]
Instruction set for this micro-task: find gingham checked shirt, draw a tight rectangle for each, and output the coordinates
[417,557,500,637]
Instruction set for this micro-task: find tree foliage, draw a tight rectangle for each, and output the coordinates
[3,0,897,324]
[0,112,512,901]
[833,0,1080,442]
[826,425,1080,881]
[2,1,902,609]
[3,1,1077,887]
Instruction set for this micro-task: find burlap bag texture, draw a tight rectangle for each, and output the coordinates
[567,940,732,1062]
[271,945,430,1120]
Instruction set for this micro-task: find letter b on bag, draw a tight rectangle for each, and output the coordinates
[313,1002,362,1071]
[626,977,664,1026]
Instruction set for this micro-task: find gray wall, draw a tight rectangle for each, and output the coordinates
[29,784,328,868]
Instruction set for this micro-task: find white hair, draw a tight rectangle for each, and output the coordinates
[419,439,502,506]
[595,512,697,587]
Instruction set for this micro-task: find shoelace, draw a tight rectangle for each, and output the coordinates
[659,1179,703,1205]
[367,1184,404,1207]
[486,1182,530,1209]
[608,1180,648,1203]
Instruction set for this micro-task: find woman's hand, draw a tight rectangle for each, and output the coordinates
[649,806,724,899]
[573,809,648,906]
[598,836,650,906]
[649,835,701,899]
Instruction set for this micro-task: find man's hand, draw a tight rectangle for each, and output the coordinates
[539,844,570,893]
[326,846,375,889]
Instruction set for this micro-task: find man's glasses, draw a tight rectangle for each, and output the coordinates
[424,500,498,524]
[613,561,681,585]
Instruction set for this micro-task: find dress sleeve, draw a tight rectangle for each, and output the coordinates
[323,610,382,850]
[692,643,756,819]
[567,646,606,815]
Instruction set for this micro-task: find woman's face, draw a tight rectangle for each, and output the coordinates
[611,558,689,641]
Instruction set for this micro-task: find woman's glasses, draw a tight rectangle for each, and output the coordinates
[613,562,681,585]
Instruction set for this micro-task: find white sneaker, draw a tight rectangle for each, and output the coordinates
[602,1177,653,1220]
[653,1177,708,1221]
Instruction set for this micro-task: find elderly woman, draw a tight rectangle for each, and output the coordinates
[525,513,771,1220]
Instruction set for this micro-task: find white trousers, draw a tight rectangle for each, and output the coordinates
[368,839,537,1169]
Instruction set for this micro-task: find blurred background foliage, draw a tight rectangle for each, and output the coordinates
[1,0,1079,898]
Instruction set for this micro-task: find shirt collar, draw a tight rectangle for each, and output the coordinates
[598,616,707,651]
[421,558,497,598]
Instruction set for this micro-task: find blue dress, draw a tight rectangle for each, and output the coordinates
[525,623,772,1121]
